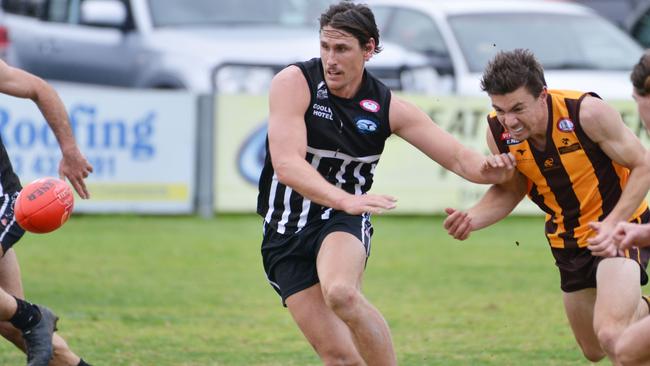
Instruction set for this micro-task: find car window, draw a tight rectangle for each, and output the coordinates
[46,0,71,23]
[381,7,448,57]
[449,13,642,73]
[631,8,650,48]
[147,0,335,27]
[2,0,46,17]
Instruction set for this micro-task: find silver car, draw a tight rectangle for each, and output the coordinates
[3,0,436,93]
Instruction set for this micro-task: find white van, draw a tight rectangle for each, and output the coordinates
[368,0,643,98]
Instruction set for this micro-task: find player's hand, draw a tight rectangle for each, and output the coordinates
[613,222,650,250]
[480,152,516,183]
[338,194,397,215]
[587,221,619,257]
[59,147,94,199]
[443,207,474,240]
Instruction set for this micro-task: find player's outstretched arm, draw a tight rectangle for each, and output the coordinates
[0,60,93,198]
[443,129,526,240]
[444,171,527,240]
[389,95,515,184]
[268,66,396,215]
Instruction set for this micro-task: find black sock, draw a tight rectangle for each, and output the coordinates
[8,297,41,331]
[78,359,92,366]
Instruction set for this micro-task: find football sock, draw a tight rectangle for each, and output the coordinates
[8,297,41,331]
[78,359,92,366]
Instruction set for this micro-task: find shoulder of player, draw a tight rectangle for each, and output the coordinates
[271,65,307,90]
[269,66,310,107]
[387,93,419,120]
[578,94,625,140]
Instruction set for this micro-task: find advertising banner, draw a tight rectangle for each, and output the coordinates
[215,93,647,214]
[0,84,197,213]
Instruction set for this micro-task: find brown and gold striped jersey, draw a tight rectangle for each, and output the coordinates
[487,89,648,249]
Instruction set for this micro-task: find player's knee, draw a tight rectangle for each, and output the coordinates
[322,283,360,315]
[596,326,618,349]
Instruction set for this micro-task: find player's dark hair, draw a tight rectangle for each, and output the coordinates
[631,51,650,96]
[319,1,382,54]
[480,48,546,97]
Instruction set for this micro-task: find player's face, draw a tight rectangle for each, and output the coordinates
[319,26,374,98]
[490,86,548,142]
[633,88,650,133]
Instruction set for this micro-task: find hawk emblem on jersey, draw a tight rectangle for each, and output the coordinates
[355,117,378,134]
[557,118,575,132]
[359,99,380,113]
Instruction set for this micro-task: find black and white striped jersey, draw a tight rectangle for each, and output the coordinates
[0,137,22,195]
[257,58,392,235]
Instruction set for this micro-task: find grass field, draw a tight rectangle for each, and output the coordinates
[0,214,608,365]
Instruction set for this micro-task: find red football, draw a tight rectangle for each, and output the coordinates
[15,177,74,233]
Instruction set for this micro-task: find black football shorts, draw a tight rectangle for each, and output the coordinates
[261,210,372,306]
[0,192,25,255]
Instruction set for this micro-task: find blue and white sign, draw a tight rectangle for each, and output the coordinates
[0,83,197,213]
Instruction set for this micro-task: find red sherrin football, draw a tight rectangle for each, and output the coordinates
[15,177,74,233]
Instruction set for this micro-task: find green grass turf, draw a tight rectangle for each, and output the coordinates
[0,214,609,365]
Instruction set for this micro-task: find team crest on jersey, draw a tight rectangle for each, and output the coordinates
[542,157,561,171]
[500,132,521,145]
[355,116,379,134]
[557,118,575,132]
[316,81,328,100]
[359,99,380,113]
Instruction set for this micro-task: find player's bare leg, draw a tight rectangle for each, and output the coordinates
[317,232,396,366]
[594,257,648,363]
[0,249,82,366]
[287,284,365,365]
[563,288,606,362]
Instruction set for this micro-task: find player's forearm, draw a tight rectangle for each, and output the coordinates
[454,147,498,184]
[604,165,650,224]
[274,157,351,210]
[31,81,78,153]
[468,185,521,230]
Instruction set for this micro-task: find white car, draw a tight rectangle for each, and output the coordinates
[368,0,643,98]
[2,0,435,94]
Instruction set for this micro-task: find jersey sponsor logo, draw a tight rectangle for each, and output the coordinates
[500,131,521,145]
[312,103,333,120]
[316,81,328,100]
[558,137,582,154]
[355,117,378,134]
[359,99,380,113]
[558,143,582,154]
[557,118,575,132]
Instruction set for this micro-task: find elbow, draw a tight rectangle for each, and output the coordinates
[272,159,294,186]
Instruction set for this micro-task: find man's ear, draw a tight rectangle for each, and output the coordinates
[364,38,376,61]
[539,87,548,100]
